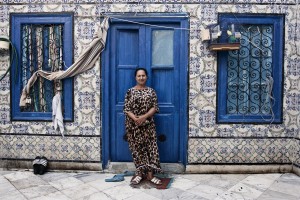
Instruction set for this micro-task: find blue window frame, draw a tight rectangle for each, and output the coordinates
[10,13,74,121]
[217,14,284,123]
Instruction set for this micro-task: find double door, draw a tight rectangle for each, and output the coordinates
[102,15,188,166]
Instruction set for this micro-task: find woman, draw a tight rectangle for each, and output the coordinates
[124,67,163,185]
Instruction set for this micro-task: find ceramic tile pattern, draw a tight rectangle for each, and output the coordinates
[0,0,299,172]
[0,170,300,200]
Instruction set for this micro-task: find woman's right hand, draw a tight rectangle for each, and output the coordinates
[126,111,141,126]
[135,115,147,126]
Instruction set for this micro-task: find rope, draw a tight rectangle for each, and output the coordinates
[100,13,191,31]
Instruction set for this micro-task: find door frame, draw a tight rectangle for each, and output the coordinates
[101,13,189,169]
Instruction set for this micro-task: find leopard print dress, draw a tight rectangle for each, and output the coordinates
[124,87,162,176]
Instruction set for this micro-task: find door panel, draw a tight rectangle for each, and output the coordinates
[115,113,131,161]
[152,68,178,162]
[155,113,177,162]
[110,25,143,161]
[152,69,174,104]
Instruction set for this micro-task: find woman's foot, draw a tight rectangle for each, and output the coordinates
[131,175,143,185]
[149,176,162,185]
[147,171,162,185]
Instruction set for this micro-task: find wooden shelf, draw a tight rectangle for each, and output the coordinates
[208,43,240,51]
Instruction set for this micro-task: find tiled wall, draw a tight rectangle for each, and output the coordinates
[0,0,299,171]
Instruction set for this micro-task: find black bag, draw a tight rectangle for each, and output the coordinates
[32,156,48,175]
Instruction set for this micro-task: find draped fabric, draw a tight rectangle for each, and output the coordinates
[20,17,109,107]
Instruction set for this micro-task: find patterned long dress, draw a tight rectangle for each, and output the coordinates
[124,87,162,176]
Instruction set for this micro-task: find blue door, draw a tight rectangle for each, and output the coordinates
[102,15,188,167]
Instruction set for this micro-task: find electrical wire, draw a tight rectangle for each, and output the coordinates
[0,37,18,82]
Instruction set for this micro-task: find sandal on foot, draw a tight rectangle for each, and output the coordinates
[131,175,142,185]
[150,177,162,185]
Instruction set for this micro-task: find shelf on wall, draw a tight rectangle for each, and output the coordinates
[208,43,240,51]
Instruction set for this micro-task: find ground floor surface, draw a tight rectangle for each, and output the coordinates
[0,169,300,200]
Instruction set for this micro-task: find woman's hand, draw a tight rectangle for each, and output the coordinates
[135,115,147,126]
[125,111,144,126]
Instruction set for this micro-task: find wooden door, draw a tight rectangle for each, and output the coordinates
[102,15,188,167]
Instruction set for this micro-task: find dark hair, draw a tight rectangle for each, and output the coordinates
[134,67,148,77]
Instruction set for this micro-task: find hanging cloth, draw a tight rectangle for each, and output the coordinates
[52,92,64,137]
[20,17,109,107]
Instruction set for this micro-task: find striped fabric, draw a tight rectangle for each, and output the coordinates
[20,17,109,107]
[32,157,48,167]
[39,158,48,167]
[32,158,40,165]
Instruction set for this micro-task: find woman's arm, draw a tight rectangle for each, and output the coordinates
[135,107,156,125]
[125,111,138,121]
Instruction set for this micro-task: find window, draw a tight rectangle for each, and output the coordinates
[11,13,74,121]
[217,14,284,123]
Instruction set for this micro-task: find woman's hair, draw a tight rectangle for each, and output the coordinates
[134,67,148,77]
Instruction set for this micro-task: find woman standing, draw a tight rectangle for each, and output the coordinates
[124,67,162,185]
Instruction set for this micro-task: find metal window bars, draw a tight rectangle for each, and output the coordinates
[21,24,64,112]
[227,25,274,115]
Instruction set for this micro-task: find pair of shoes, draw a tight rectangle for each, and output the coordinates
[105,174,125,182]
[130,175,143,185]
[32,156,48,175]
[149,176,162,185]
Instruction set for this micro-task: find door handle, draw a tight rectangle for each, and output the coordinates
[158,134,166,142]
[123,134,128,142]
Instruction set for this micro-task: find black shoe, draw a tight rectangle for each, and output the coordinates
[39,156,48,175]
[33,156,41,175]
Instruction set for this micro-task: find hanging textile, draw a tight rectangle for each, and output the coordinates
[19,17,109,135]
[20,17,109,107]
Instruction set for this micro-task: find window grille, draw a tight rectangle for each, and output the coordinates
[227,25,273,115]
[217,14,284,123]
[21,24,64,112]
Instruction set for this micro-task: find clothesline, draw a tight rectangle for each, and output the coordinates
[101,14,191,30]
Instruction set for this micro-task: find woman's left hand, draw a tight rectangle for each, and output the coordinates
[135,115,147,126]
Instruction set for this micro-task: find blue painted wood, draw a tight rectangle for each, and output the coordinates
[217,14,284,123]
[10,13,74,121]
[102,15,189,167]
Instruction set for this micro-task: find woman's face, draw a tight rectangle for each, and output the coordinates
[135,70,147,86]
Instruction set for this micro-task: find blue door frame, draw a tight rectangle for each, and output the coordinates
[101,14,189,169]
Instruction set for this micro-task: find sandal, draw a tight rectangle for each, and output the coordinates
[131,175,143,185]
[105,174,125,182]
[149,177,162,185]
